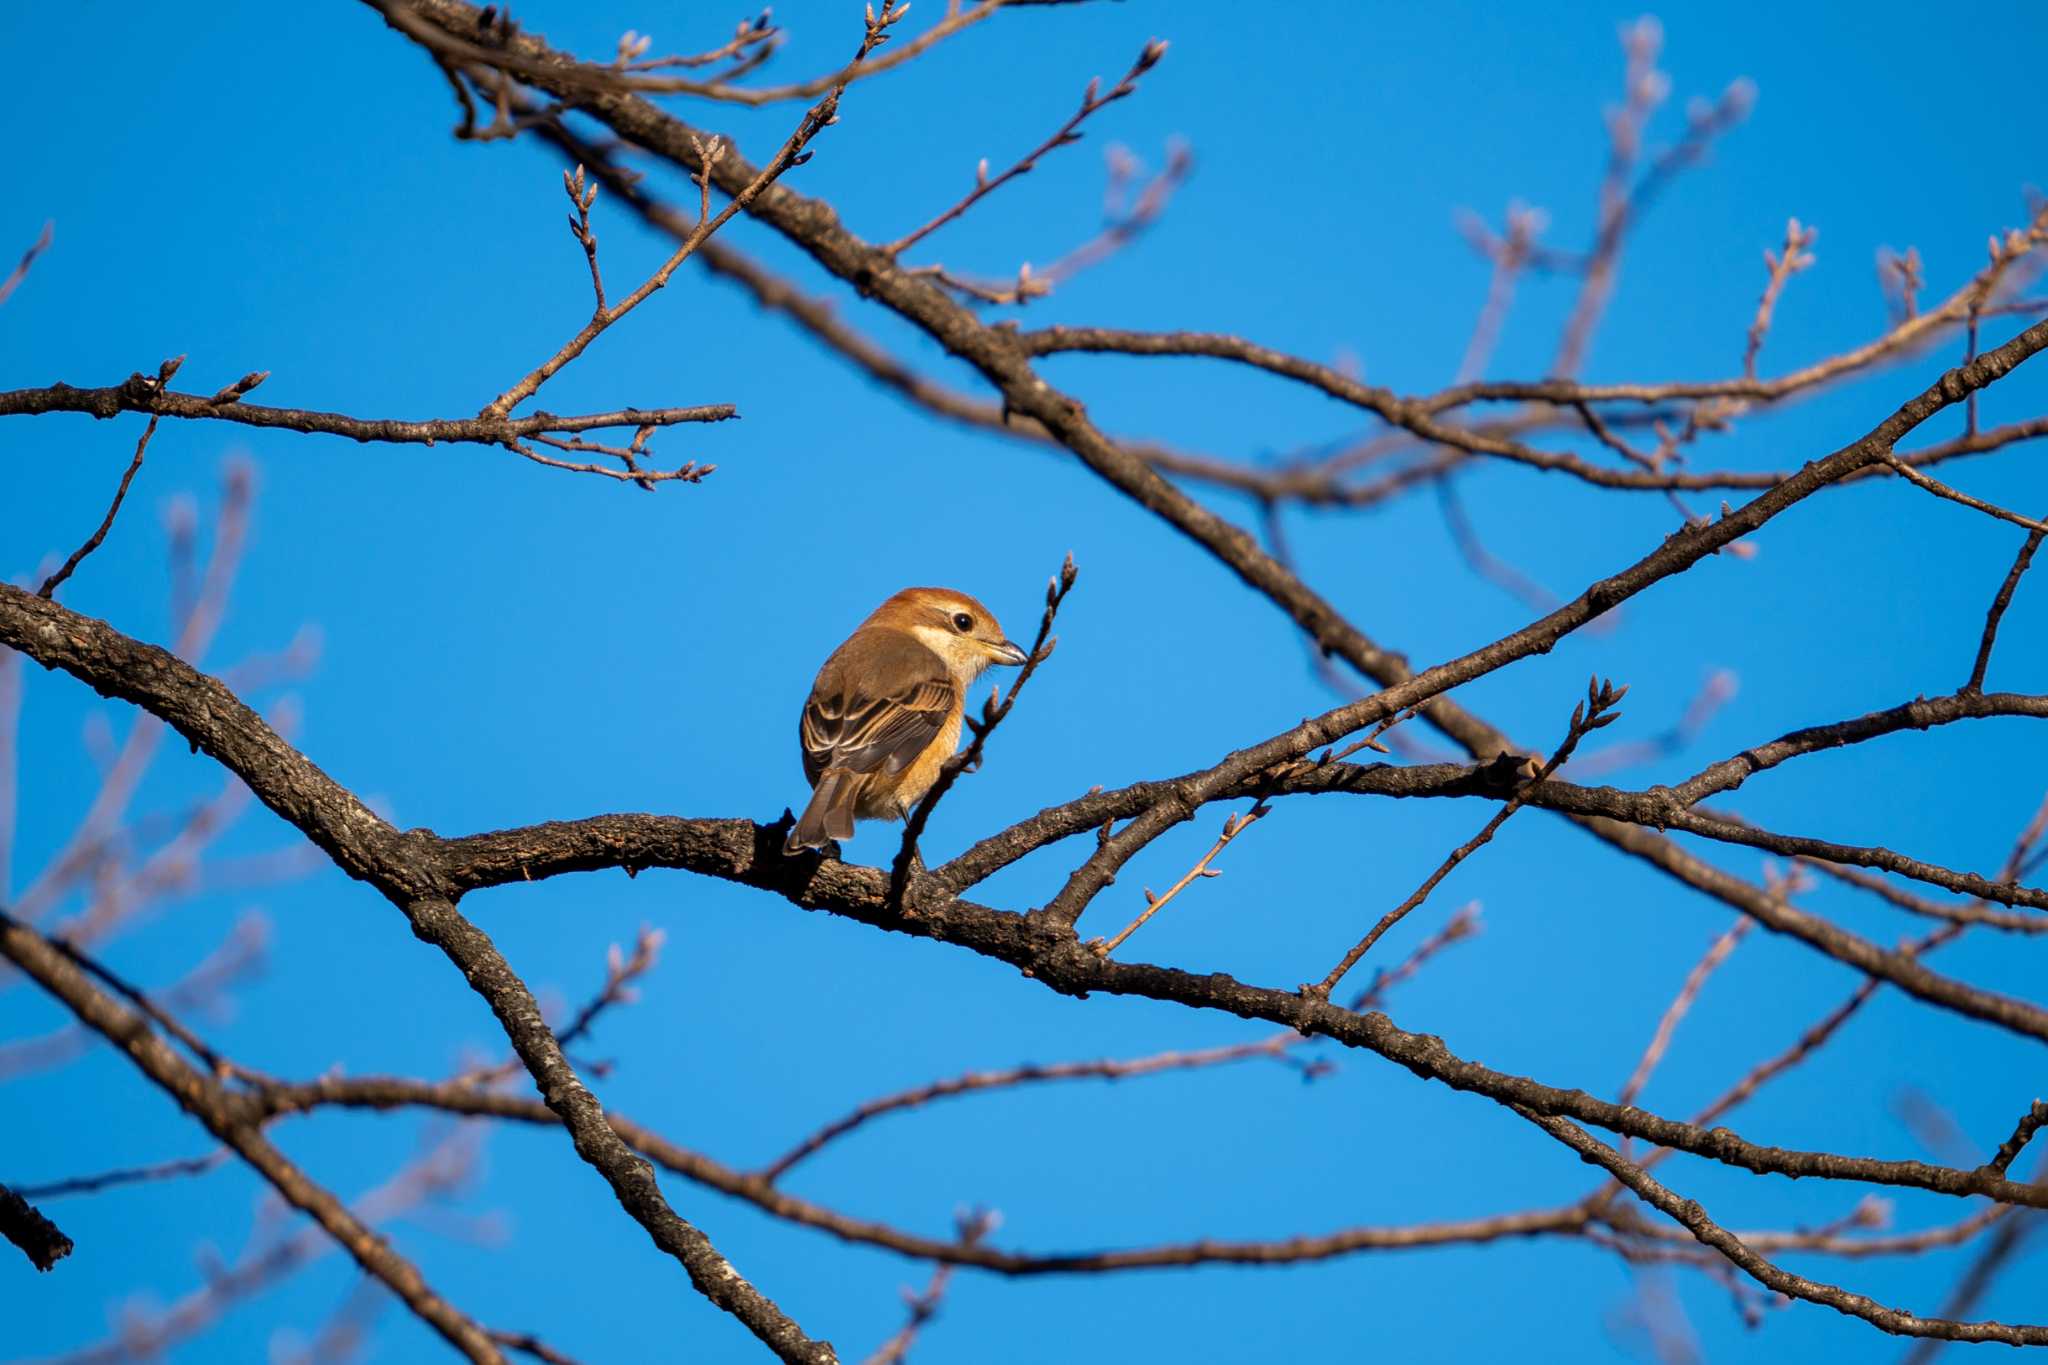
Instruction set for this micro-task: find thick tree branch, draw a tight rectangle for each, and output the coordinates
[0,586,833,1364]
[0,908,501,1358]
[20,14,2047,1354]
[7,585,2046,1223]
[21,566,2037,1063]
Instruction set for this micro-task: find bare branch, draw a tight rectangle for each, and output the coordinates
[759,903,1478,1186]
[1618,917,1753,1107]
[0,377,736,478]
[23,12,2048,1355]
[480,55,862,420]
[861,1210,995,1365]
[258,1069,1604,1272]
[1308,679,1626,997]
[1966,523,2046,693]
[0,907,503,1359]
[886,554,1074,908]
[487,1329,590,1365]
[1988,1101,2048,1177]
[0,219,52,308]
[14,1148,229,1200]
[1744,216,1818,376]
[38,358,182,598]
[612,14,779,75]
[0,1181,73,1272]
[1089,802,1267,959]
[1453,201,1547,382]
[881,38,1167,257]
[1880,450,2048,533]
[1530,1111,2048,1347]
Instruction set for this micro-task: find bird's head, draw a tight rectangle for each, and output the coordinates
[867,587,1028,681]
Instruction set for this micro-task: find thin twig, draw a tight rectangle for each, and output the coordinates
[561,163,605,311]
[1568,669,1737,778]
[1880,245,1924,321]
[759,1038,1299,1185]
[486,1329,590,1365]
[53,1126,489,1365]
[886,554,1075,909]
[757,905,1479,1186]
[1552,25,1755,377]
[1436,476,1567,617]
[1618,917,1753,1107]
[905,142,1197,314]
[410,0,1004,105]
[1966,522,2046,693]
[0,220,53,308]
[39,361,177,597]
[1797,858,2048,933]
[1088,803,1267,959]
[457,925,665,1087]
[1879,450,2048,533]
[0,378,736,486]
[1033,139,1194,290]
[480,8,907,420]
[1307,678,1627,996]
[1988,1101,2048,1176]
[1744,216,1818,377]
[881,39,1167,258]
[613,14,778,74]
[15,1149,230,1200]
[1454,202,1547,382]
[1531,1110,2048,1347]
[36,925,267,1083]
[860,1210,995,1365]
[1635,792,2048,1179]
[1899,1211,2043,1365]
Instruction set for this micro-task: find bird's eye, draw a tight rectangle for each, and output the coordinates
[952,612,975,632]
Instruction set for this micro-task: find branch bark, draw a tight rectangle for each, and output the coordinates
[0,1180,73,1272]
[0,908,500,1358]
[0,585,834,1364]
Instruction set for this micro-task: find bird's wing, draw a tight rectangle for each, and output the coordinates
[800,632,957,783]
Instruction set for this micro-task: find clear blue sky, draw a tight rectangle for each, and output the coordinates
[5,2,2047,1361]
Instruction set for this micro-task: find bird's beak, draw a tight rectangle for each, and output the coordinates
[993,639,1029,666]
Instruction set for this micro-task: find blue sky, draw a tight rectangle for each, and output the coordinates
[4,1,2046,1361]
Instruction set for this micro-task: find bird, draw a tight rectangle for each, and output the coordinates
[785,587,1028,855]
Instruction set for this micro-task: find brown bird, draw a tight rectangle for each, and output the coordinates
[786,587,1027,854]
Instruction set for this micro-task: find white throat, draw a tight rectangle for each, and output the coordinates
[908,623,991,686]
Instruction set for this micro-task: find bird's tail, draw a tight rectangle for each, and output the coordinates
[786,770,859,854]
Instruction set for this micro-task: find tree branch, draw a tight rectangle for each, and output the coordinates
[0,1180,73,1272]
[1529,1109,2048,1346]
[40,405,161,599]
[0,907,500,1357]
[0,378,736,483]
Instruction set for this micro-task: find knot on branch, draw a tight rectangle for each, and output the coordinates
[1477,751,1532,791]
[115,355,184,412]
